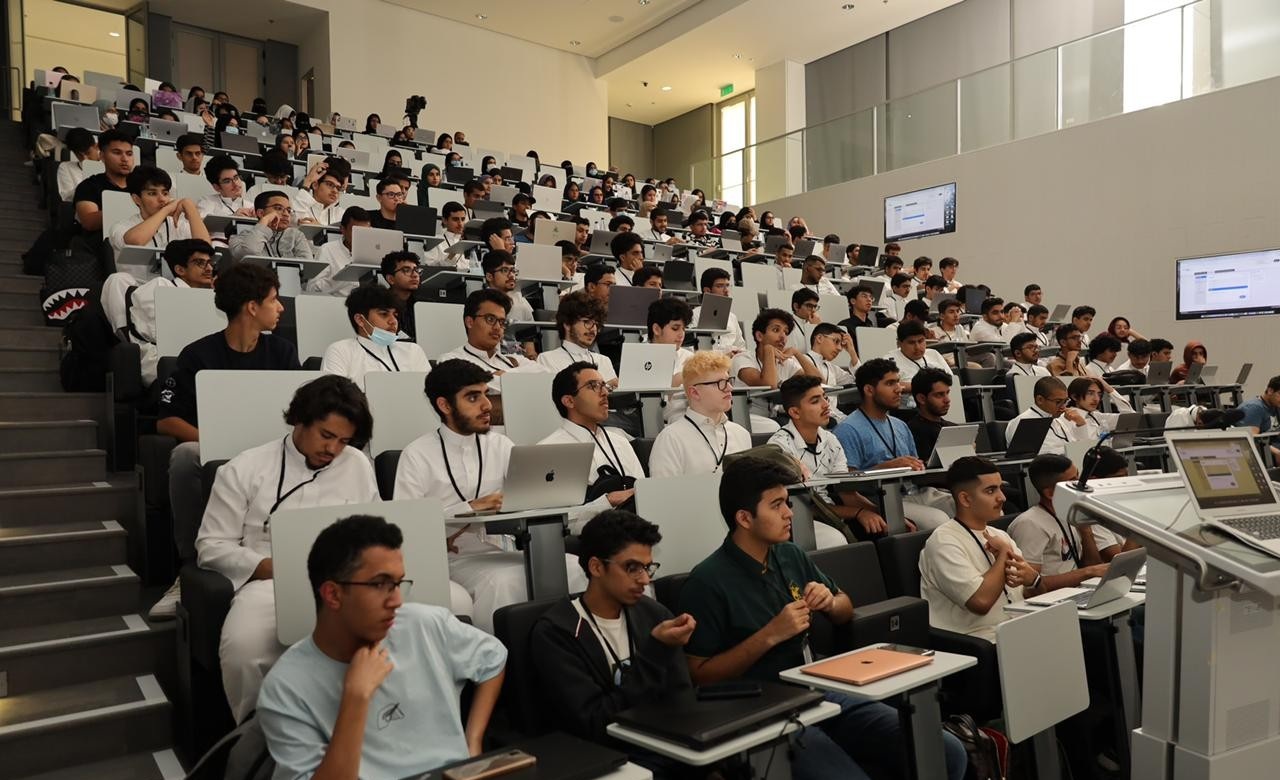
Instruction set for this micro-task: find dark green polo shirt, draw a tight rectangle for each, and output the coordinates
[678,536,839,682]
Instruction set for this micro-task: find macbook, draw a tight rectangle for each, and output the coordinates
[589,230,618,255]
[612,682,823,750]
[444,166,474,185]
[605,285,660,327]
[800,646,934,686]
[1146,361,1173,385]
[927,424,979,469]
[351,227,404,264]
[1105,412,1144,449]
[336,116,358,132]
[1024,548,1148,610]
[1166,430,1280,557]
[455,443,595,516]
[535,219,578,247]
[662,260,696,292]
[512,243,562,281]
[695,293,732,331]
[855,244,880,266]
[334,147,371,169]
[647,243,674,262]
[1049,303,1071,322]
[1184,362,1204,384]
[860,279,885,304]
[219,132,260,155]
[149,117,187,143]
[396,204,438,238]
[58,82,97,104]
[1236,363,1254,386]
[617,343,677,392]
[1003,416,1055,459]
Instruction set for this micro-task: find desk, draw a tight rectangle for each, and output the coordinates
[238,255,328,297]
[477,508,573,600]
[410,734,651,780]
[933,341,1008,370]
[606,701,841,766]
[780,646,977,780]
[804,468,943,534]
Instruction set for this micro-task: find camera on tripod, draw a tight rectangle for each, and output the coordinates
[405,95,427,127]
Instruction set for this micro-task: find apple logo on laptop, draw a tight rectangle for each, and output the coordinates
[544,470,556,482]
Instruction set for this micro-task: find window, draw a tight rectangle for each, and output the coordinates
[718,91,755,205]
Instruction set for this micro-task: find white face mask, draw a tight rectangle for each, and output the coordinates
[102,111,119,127]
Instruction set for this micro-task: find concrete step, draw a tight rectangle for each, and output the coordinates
[0,420,98,453]
[0,479,136,526]
[0,450,107,488]
[0,367,61,392]
[0,275,41,294]
[0,239,34,253]
[0,326,60,348]
[14,750,183,780]
[0,393,103,423]
[0,520,128,574]
[0,305,42,327]
[0,346,59,369]
[0,291,40,310]
[0,675,172,780]
[0,613,173,697]
[0,565,139,629]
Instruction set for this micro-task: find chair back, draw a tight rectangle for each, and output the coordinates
[875,530,931,598]
[374,450,401,500]
[652,573,690,613]
[492,597,560,736]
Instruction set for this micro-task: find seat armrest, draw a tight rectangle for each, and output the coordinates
[138,434,177,509]
[850,596,930,650]
[108,341,142,402]
[929,627,1002,722]
[180,564,235,671]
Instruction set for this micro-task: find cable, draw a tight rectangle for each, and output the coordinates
[762,713,805,779]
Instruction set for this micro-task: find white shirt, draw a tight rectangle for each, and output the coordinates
[423,231,467,268]
[884,292,910,321]
[572,600,631,665]
[794,277,840,297]
[195,435,379,591]
[768,422,847,477]
[507,290,535,323]
[538,419,645,530]
[693,307,746,354]
[1074,408,1121,443]
[612,268,635,287]
[1008,361,1050,378]
[919,521,1025,643]
[659,346,697,422]
[731,350,804,418]
[321,335,431,389]
[886,348,952,410]
[1113,359,1147,376]
[1083,359,1111,378]
[292,188,342,226]
[807,351,855,387]
[438,343,547,389]
[647,227,672,242]
[1009,504,1084,578]
[197,191,249,217]
[934,323,971,343]
[126,275,190,385]
[786,318,819,354]
[57,160,90,202]
[305,240,358,296]
[108,211,194,255]
[648,409,752,479]
[394,426,513,528]
[969,319,1006,343]
[537,341,617,383]
[1006,406,1077,456]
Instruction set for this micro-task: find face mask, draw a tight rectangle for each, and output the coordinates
[224,126,240,135]
[363,319,398,347]
[102,112,118,127]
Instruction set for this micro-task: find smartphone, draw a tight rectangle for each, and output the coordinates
[882,643,936,657]
[441,750,536,780]
[695,681,763,701]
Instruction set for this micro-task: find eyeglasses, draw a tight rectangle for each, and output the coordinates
[394,266,421,276]
[799,302,820,311]
[577,379,612,395]
[316,178,342,190]
[381,190,406,200]
[1046,396,1069,407]
[475,313,509,329]
[218,175,242,186]
[492,266,518,276]
[335,577,413,597]
[575,318,600,331]
[693,378,733,391]
[186,257,215,270]
[604,559,661,579]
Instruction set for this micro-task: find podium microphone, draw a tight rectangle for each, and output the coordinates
[1072,407,1246,493]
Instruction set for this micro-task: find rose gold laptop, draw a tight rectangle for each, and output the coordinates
[800,647,934,686]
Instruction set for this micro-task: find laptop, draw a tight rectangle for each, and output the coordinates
[444,166,474,185]
[1184,362,1204,384]
[219,132,260,155]
[1003,416,1055,459]
[1105,412,1145,449]
[647,243,674,262]
[963,287,986,315]
[57,82,97,104]
[336,116,358,132]
[794,238,817,258]
[455,443,595,516]
[514,245,561,281]
[535,219,578,247]
[588,230,618,255]
[149,117,187,143]
[152,90,183,110]
[605,285,660,327]
[800,646,934,686]
[694,293,732,331]
[333,147,371,169]
[764,234,788,255]
[929,292,957,314]
[856,244,880,266]
[1236,363,1254,386]
[351,227,404,264]
[489,184,518,206]
[617,343,677,392]
[244,122,275,144]
[396,204,437,238]
[1048,303,1071,322]
[1166,430,1280,557]
[1198,365,1218,385]
[472,198,505,216]
[499,165,525,183]
[374,123,395,138]
[52,102,100,135]
[1146,361,1173,385]
[662,260,696,292]
[416,733,625,780]
[1024,548,1148,609]
[927,424,979,468]
[612,681,823,750]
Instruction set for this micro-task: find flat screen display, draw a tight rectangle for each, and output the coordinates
[884,182,956,242]
[1176,248,1280,320]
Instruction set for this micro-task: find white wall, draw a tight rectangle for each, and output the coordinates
[24,0,126,86]
[757,75,1280,397]
[285,0,607,163]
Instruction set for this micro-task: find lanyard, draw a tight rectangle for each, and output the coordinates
[1013,363,1036,375]
[577,423,626,476]
[785,427,822,472]
[359,342,400,372]
[269,436,326,520]
[858,409,899,456]
[151,219,171,248]
[685,415,728,468]
[438,430,483,503]
[561,345,596,368]
[463,345,516,371]
[220,196,241,214]
[955,519,1011,603]
[1043,501,1082,567]
[578,596,635,686]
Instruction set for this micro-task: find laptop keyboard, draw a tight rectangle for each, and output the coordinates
[1221,514,1280,540]
[1069,591,1097,608]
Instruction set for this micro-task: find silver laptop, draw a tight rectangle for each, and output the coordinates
[456,442,595,516]
[535,219,577,247]
[150,117,187,143]
[513,244,561,281]
[489,184,518,206]
[1105,413,1144,449]
[1167,429,1280,556]
[336,116,358,132]
[589,230,618,254]
[647,243,673,262]
[605,285,659,327]
[1236,363,1254,386]
[695,293,732,331]
[351,227,404,264]
[334,147,371,169]
[617,343,678,392]
[1184,362,1204,384]
[1025,548,1147,609]
[1049,303,1071,322]
[1198,365,1219,385]
[1146,361,1173,385]
[927,424,979,468]
[245,122,275,143]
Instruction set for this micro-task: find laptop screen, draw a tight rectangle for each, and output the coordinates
[1172,436,1274,510]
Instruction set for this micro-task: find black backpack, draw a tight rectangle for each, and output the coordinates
[41,235,107,327]
[942,713,1007,780]
[58,293,123,392]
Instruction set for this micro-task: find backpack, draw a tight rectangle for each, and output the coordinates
[942,713,1008,780]
[41,235,106,326]
[183,714,275,780]
[58,295,121,392]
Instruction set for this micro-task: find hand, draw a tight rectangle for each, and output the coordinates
[1082,563,1109,580]
[258,211,281,230]
[884,455,925,471]
[343,642,394,702]
[304,160,328,187]
[1063,409,1086,426]
[780,346,804,361]
[297,217,319,226]
[235,207,257,217]
[251,557,274,581]
[607,378,620,389]
[854,508,888,535]
[487,234,506,250]
[176,198,199,217]
[983,529,1013,558]
[200,110,215,127]
[764,600,810,645]
[1006,557,1038,588]
[445,524,474,554]
[607,488,635,507]
[469,493,503,512]
[651,613,697,647]
[802,582,835,613]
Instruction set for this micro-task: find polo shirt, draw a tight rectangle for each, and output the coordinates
[1236,397,1276,434]
[834,409,918,470]
[679,538,839,682]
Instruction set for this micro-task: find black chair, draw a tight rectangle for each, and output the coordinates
[750,432,773,448]
[980,420,1007,453]
[302,356,322,370]
[630,437,655,475]
[876,531,1002,722]
[652,572,690,613]
[807,543,930,655]
[990,512,1018,533]
[374,450,401,500]
[492,597,560,737]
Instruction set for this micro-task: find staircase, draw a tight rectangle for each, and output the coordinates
[0,122,183,779]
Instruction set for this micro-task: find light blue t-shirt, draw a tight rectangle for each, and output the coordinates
[258,603,507,780]
[1235,397,1275,434]
[834,409,918,470]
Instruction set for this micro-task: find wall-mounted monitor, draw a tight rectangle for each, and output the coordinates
[1176,248,1280,320]
[884,182,956,242]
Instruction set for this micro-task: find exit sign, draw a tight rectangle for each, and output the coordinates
[720,84,734,97]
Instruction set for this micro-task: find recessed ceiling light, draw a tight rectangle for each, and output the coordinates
[569,39,581,46]
[475,13,487,20]
[732,53,742,60]
[109,31,121,37]
[638,0,652,5]
[609,14,624,22]
[661,85,672,91]
[841,3,854,9]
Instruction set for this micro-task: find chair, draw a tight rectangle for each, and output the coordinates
[807,543,930,655]
[750,432,773,448]
[652,572,690,613]
[375,450,401,500]
[630,437,655,474]
[981,420,1007,453]
[491,597,559,737]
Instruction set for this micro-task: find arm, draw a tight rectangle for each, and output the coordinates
[122,201,181,247]
[75,200,103,232]
[156,415,199,442]
[685,601,808,686]
[464,671,504,756]
[789,349,821,379]
[1031,562,1108,593]
[194,462,268,589]
[229,222,277,260]
[964,547,1011,615]
[308,644,395,780]
[182,199,212,243]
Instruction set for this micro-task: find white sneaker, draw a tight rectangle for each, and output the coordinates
[148,578,181,621]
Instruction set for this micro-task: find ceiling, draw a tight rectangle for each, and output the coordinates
[148,0,326,45]
[383,0,707,58]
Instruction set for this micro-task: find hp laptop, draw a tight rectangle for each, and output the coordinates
[1167,430,1280,557]
[694,293,732,331]
[455,443,595,517]
[1024,548,1148,609]
[617,343,677,392]
[351,227,404,264]
[1003,416,1055,459]
[396,204,437,238]
[1146,361,1174,385]
[927,424,979,469]
[612,681,823,750]
[1049,303,1071,322]
[604,285,660,327]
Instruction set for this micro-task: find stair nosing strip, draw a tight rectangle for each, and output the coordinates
[0,678,167,739]
[0,567,135,595]
[0,614,149,656]
[152,749,185,780]
[0,523,124,546]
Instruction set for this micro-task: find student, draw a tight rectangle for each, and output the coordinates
[909,256,933,293]
[228,190,314,260]
[1009,455,1111,592]
[932,299,971,344]
[692,267,746,355]
[509,192,535,228]
[1024,283,1043,306]
[294,156,350,225]
[537,291,614,383]
[1106,316,1146,344]
[306,206,373,296]
[1083,335,1122,377]
[379,250,421,339]
[583,263,616,304]
[679,456,968,780]
[646,296,697,392]
[1008,332,1050,377]
[480,250,534,327]
[1005,376,1085,456]
[1234,374,1280,435]
[787,288,822,353]
[769,375,889,543]
[195,375,378,721]
[731,308,820,432]
[607,231,644,286]
[124,239,216,387]
[197,154,255,217]
[174,133,205,176]
[367,178,404,229]
[439,289,546,391]
[423,201,468,268]
[321,286,430,388]
[884,241,901,257]
[919,457,1040,642]
[646,207,678,244]
[1148,337,1175,365]
[886,298,930,338]
[57,126,100,202]
[921,274,947,307]
[73,128,135,235]
[393,359,580,631]
[1024,304,1052,346]
[805,322,859,396]
[108,166,211,255]
[884,273,913,321]
[1171,340,1207,384]
[1113,338,1153,375]
[969,297,1006,342]
[529,511,695,760]
[886,320,952,410]
[557,239,582,283]
[1071,305,1096,348]
[258,514,504,778]
[938,256,962,293]
[632,266,663,289]
[833,358,952,530]
[907,368,956,463]
[245,150,297,204]
[795,254,839,296]
[648,351,752,478]
[462,180,485,220]
[682,210,719,249]
[1047,323,1088,377]
[480,217,516,258]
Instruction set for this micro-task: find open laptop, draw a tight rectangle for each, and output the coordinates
[1105,412,1145,449]
[500,165,525,183]
[1236,363,1254,386]
[927,424,979,468]
[1023,548,1148,609]
[444,165,474,185]
[149,117,187,143]
[489,184,518,206]
[647,243,674,262]
[1002,416,1055,459]
[219,132,260,155]
[1198,365,1219,385]
[336,116,358,132]
[333,147,371,169]
[612,681,823,750]
[1184,362,1204,384]
[860,278,885,303]
[396,204,437,238]
[617,343,677,392]
[57,82,97,104]
[1048,303,1071,322]
[662,260,696,291]
[800,646,934,686]
[929,293,957,314]
[512,244,561,280]
[856,244,880,266]
[455,443,595,517]
[1146,361,1174,385]
[1166,430,1280,557]
[694,293,732,331]
[535,219,577,247]
[351,227,404,264]
[963,287,986,315]
[605,285,660,327]
[588,230,618,255]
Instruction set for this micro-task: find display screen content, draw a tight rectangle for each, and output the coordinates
[1176,248,1280,320]
[884,183,956,242]
[1172,437,1274,510]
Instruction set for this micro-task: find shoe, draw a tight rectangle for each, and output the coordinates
[148,578,181,621]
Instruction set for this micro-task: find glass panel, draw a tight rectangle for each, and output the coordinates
[719,100,745,154]
[720,150,744,207]
[1123,7,1183,112]
[959,62,1011,153]
[1216,0,1280,90]
[754,132,803,202]
[1012,48,1058,139]
[1183,1,1215,97]
[1059,25,1124,128]
[804,107,876,191]
[884,80,957,171]
[126,8,146,88]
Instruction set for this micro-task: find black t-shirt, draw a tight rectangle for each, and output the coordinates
[397,300,417,340]
[368,212,397,230]
[158,331,301,428]
[907,414,953,462]
[73,173,129,232]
